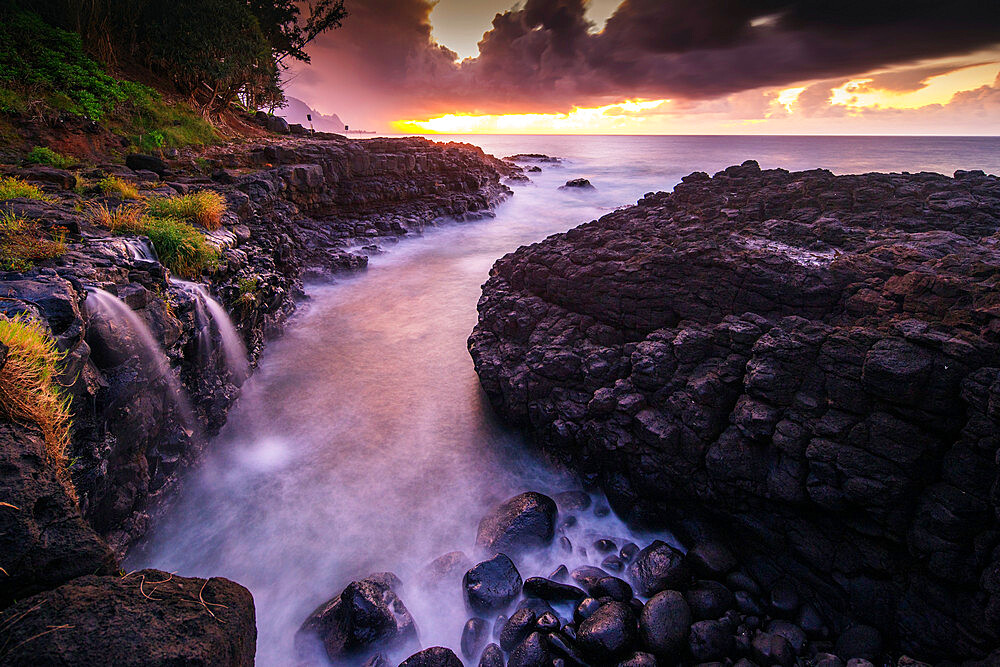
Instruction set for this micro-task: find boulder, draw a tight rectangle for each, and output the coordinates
[266,115,291,134]
[125,153,169,176]
[475,492,557,555]
[398,646,462,667]
[627,541,690,596]
[479,643,504,667]
[463,553,522,614]
[577,601,637,662]
[559,178,594,190]
[0,570,255,665]
[461,617,490,659]
[639,590,691,657]
[295,572,417,662]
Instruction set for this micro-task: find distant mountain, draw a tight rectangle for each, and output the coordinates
[278,97,347,133]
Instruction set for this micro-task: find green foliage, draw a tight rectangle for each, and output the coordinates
[0,210,67,270]
[97,175,140,199]
[119,98,219,150]
[0,10,149,121]
[0,88,26,114]
[25,146,75,169]
[0,176,50,201]
[235,274,261,312]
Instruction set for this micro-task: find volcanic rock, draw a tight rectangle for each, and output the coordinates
[463,553,523,614]
[476,491,557,555]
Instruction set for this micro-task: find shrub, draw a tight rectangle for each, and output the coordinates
[0,314,72,476]
[146,190,226,230]
[97,175,140,199]
[88,203,218,278]
[25,146,75,169]
[0,211,67,270]
[0,176,50,201]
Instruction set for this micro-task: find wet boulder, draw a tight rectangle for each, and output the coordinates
[684,580,734,619]
[577,601,638,662]
[571,565,610,591]
[462,617,490,659]
[627,541,690,596]
[523,576,588,602]
[463,553,523,614]
[618,651,658,666]
[559,178,595,190]
[420,551,472,590]
[398,646,463,667]
[751,630,796,666]
[476,492,557,555]
[125,153,169,176]
[296,572,417,662]
[508,631,551,667]
[591,576,633,602]
[639,590,691,657]
[479,643,504,667]
[500,607,538,651]
[685,540,738,579]
[688,619,733,662]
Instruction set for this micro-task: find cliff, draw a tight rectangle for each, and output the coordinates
[469,161,1000,663]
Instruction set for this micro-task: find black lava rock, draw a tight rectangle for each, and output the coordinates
[768,581,799,617]
[627,541,690,596]
[577,601,637,662]
[688,619,733,662]
[618,651,657,666]
[508,631,551,667]
[476,492,557,555]
[559,178,595,190]
[523,577,588,602]
[751,630,796,667]
[478,643,504,667]
[571,566,610,591]
[461,618,490,659]
[639,590,691,657]
[464,554,523,614]
[685,540,738,579]
[591,576,633,602]
[575,597,602,624]
[398,646,463,667]
[500,608,538,651]
[684,580,734,620]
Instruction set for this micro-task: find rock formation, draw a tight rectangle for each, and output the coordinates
[470,161,1000,662]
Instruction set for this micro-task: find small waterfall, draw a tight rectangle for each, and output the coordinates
[122,237,159,262]
[84,287,196,432]
[171,279,250,383]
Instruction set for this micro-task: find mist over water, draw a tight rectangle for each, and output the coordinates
[128,135,1000,665]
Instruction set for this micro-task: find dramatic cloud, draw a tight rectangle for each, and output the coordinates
[287,0,1000,128]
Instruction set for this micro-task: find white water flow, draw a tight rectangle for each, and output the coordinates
[171,279,251,383]
[84,287,196,432]
[123,236,158,262]
[128,136,1000,665]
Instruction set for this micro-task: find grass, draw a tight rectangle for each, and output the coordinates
[25,146,75,169]
[0,176,50,201]
[0,211,66,270]
[97,175,140,199]
[145,190,226,230]
[0,315,72,477]
[88,203,218,278]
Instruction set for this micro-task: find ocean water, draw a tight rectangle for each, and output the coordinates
[128,135,1000,665]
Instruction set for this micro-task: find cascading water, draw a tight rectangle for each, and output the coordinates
[84,287,196,432]
[122,236,159,262]
[170,279,250,383]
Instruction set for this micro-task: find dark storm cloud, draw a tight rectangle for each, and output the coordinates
[294,0,1000,121]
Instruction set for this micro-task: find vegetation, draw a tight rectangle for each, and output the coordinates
[97,175,140,199]
[0,314,72,475]
[0,211,67,271]
[0,176,50,201]
[88,203,218,278]
[146,191,226,230]
[32,0,346,112]
[235,274,261,312]
[25,146,75,169]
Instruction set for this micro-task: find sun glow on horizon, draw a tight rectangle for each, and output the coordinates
[393,99,669,134]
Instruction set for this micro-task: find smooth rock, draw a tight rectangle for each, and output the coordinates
[508,631,550,667]
[475,492,557,555]
[639,590,691,657]
[478,643,504,667]
[464,553,522,614]
[627,541,690,596]
[577,601,637,662]
[501,607,538,651]
[684,580,734,619]
[462,617,490,659]
[688,620,733,662]
[398,646,463,667]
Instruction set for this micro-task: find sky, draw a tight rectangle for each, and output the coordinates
[285,0,1000,135]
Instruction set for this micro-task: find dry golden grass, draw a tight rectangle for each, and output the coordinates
[97,174,141,200]
[145,190,226,230]
[0,315,72,476]
[0,211,67,271]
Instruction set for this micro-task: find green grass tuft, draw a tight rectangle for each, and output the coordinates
[0,210,67,270]
[0,176,50,201]
[97,175,140,200]
[146,190,226,230]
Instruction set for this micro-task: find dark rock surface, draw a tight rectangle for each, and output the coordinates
[398,646,463,667]
[475,491,558,555]
[470,162,1000,662]
[464,553,523,614]
[0,569,255,666]
[295,572,417,662]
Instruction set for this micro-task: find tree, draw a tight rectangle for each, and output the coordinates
[247,0,347,65]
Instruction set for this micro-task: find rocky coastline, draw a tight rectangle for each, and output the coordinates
[469,161,1000,665]
[0,133,512,663]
